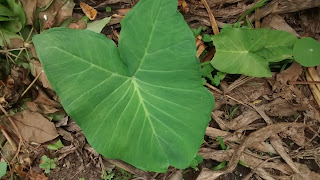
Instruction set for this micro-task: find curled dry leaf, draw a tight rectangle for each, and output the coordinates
[262,98,308,117]
[21,0,37,25]
[261,14,300,37]
[80,2,97,20]
[197,168,223,180]
[273,62,303,91]
[55,0,75,26]
[67,19,87,29]
[33,90,61,108]
[30,60,52,90]
[13,110,58,143]
[225,123,304,174]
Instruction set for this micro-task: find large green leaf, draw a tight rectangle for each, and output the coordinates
[211,28,271,77]
[33,0,214,172]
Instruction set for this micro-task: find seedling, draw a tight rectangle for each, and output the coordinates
[47,139,64,150]
[189,155,204,171]
[39,155,57,174]
[33,0,214,172]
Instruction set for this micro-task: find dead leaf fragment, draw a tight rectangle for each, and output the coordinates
[55,0,75,26]
[13,110,58,143]
[80,2,97,20]
[30,60,52,90]
[21,0,37,25]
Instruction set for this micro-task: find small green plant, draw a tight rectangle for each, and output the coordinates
[212,137,247,170]
[33,0,214,173]
[189,155,204,171]
[101,170,115,180]
[105,6,111,12]
[211,24,320,77]
[47,139,64,150]
[39,155,57,174]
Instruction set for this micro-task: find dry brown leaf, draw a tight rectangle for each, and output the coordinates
[55,0,75,26]
[292,163,320,180]
[30,60,52,90]
[262,98,307,117]
[33,90,61,108]
[80,2,97,20]
[29,169,48,180]
[197,168,223,180]
[261,14,300,37]
[13,110,58,143]
[225,123,304,174]
[21,0,37,25]
[25,102,40,112]
[37,0,51,8]
[67,19,87,29]
[199,148,294,175]
[273,62,303,92]
[281,126,305,147]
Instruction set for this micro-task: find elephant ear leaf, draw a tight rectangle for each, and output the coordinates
[33,0,214,172]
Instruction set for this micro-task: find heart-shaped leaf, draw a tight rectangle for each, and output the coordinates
[211,28,271,77]
[33,0,214,172]
[211,27,298,77]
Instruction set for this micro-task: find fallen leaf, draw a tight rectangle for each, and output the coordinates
[80,2,97,20]
[13,110,58,143]
[262,98,307,117]
[55,0,75,26]
[33,90,61,108]
[262,14,300,37]
[21,0,37,25]
[29,169,48,180]
[30,60,52,90]
[86,17,111,33]
[67,19,87,29]
[292,163,320,180]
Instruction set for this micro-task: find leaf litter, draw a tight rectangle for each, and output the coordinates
[0,0,320,179]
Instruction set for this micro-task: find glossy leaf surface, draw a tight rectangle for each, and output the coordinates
[33,0,214,172]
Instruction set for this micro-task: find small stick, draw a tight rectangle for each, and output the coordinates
[201,0,219,35]
[0,126,17,151]
[289,81,320,85]
[0,106,23,162]
[21,71,43,97]
[205,82,223,94]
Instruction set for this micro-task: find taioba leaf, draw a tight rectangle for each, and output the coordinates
[293,37,320,67]
[33,0,214,172]
[6,0,26,27]
[211,28,271,77]
[86,16,111,33]
[0,3,15,16]
[257,30,298,62]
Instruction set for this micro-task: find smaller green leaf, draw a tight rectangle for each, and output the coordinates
[1,19,22,32]
[47,139,64,150]
[0,3,15,16]
[191,26,206,36]
[293,37,320,67]
[105,6,111,12]
[86,17,111,33]
[0,16,14,21]
[0,162,7,178]
[0,29,23,47]
[6,0,26,27]
[212,161,227,170]
[202,34,213,42]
